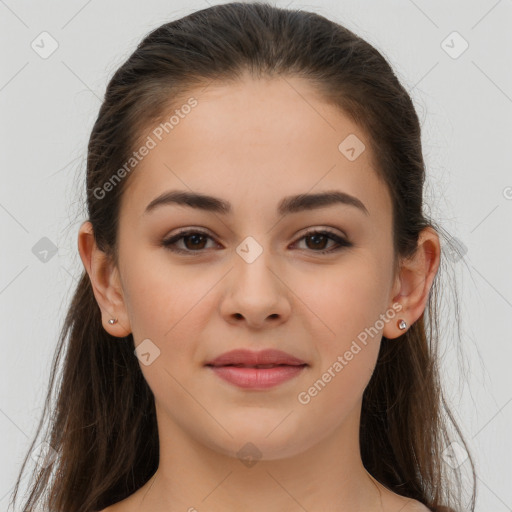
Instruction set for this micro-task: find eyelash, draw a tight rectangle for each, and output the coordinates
[161,228,352,255]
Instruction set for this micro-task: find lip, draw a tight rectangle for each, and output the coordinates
[208,365,306,389]
[205,348,307,367]
[205,349,308,390]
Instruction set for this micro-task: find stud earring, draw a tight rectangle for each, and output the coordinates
[108,318,118,325]
[397,319,407,330]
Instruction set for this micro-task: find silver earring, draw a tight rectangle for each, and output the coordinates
[398,319,407,330]
[108,318,117,325]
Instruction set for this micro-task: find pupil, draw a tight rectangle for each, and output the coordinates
[185,234,206,250]
[308,234,327,250]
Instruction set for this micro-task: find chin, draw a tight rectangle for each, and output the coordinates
[204,426,314,462]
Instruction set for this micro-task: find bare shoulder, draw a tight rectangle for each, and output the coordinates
[96,490,143,512]
[96,503,129,512]
[381,490,432,512]
[398,499,432,511]
[98,497,433,512]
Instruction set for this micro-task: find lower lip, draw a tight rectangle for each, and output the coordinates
[207,365,306,389]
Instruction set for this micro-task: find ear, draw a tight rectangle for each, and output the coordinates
[77,220,131,337]
[383,226,441,339]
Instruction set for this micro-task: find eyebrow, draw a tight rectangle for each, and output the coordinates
[143,189,369,217]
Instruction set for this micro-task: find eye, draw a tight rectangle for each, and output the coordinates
[291,228,352,254]
[161,228,352,255]
[161,229,218,254]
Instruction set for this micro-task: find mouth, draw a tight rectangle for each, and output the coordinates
[205,348,308,367]
[205,363,308,389]
[204,348,308,389]
[206,363,307,368]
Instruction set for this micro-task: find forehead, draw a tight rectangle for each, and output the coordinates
[120,75,392,224]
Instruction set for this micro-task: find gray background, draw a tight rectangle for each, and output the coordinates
[1,0,511,510]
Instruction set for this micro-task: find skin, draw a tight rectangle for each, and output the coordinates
[78,73,439,512]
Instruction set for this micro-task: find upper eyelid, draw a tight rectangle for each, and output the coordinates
[162,227,349,251]
[164,226,347,242]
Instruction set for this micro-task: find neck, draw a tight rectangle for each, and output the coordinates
[131,400,386,512]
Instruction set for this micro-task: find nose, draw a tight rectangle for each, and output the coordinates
[220,241,291,329]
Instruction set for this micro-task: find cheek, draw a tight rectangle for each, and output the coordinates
[120,246,212,339]
[120,254,216,396]
[294,257,390,342]
[291,259,389,394]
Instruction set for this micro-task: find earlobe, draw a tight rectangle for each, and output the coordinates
[77,221,132,337]
[397,318,407,331]
[383,309,409,340]
[383,227,441,340]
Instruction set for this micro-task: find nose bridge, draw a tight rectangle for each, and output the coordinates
[233,233,278,292]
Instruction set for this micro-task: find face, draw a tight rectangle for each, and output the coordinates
[112,74,401,460]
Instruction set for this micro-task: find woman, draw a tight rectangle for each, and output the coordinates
[10,3,476,511]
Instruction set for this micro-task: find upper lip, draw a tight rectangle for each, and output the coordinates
[205,349,308,367]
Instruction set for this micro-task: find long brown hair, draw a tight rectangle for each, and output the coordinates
[9,3,476,511]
